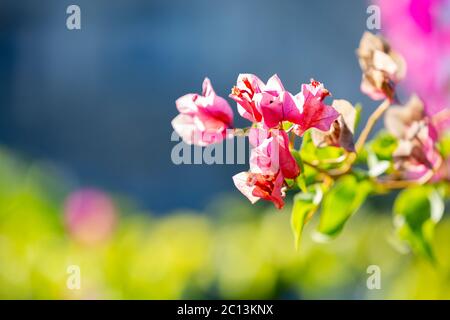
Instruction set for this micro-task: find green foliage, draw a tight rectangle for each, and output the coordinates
[369,131,398,161]
[300,131,345,169]
[288,110,448,261]
[393,186,444,262]
[1,146,450,299]
[291,185,322,250]
[317,175,372,238]
[290,149,305,177]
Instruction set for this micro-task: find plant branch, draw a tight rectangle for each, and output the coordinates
[355,99,391,153]
[302,159,352,178]
[373,155,443,190]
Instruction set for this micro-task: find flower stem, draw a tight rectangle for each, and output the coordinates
[355,99,391,153]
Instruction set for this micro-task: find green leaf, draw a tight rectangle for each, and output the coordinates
[301,164,319,187]
[289,150,308,192]
[315,146,343,163]
[393,186,444,262]
[284,178,296,189]
[300,131,315,158]
[316,175,371,239]
[369,131,398,161]
[291,185,323,250]
[300,131,345,169]
[290,149,304,173]
[296,174,308,193]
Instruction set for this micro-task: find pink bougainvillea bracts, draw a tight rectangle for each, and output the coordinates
[229,73,264,123]
[172,25,450,258]
[384,95,443,181]
[376,0,450,118]
[292,80,340,136]
[173,75,339,208]
[172,78,234,146]
[311,99,357,152]
[232,127,300,209]
[357,32,406,101]
[230,74,300,128]
[232,171,286,209]
[249,127,300,179]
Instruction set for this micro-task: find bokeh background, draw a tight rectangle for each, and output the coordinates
[0,0,449,299]
[0,0,376,212]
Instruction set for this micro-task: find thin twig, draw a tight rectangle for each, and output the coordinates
[355,99,391,152]
[302,160,331,176]
[303,159,352,178]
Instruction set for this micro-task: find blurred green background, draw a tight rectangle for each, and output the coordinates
[0,147,449,300]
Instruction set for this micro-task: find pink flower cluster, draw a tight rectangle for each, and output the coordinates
[172,78,234,146]
[173,74,340,208]
[385,95,443,181]
[376,0,450,126]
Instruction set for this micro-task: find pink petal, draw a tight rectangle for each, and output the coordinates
[276,130,300,179]
[280,91,302,124]
[255,92,284,128]
[171,114,197,145]
[202,77,215,97]
[248,126,270,147]
[237,73,264,93]
[251,172,285,209]
[175,94,199,114]
[232,172,260,204]
[201,95,234,127]
[264,74,285,95]
[293,93,339,136]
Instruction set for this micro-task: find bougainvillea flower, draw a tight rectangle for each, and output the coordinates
[375,0,450,121]
[232,170,286,209]
[254,90,301,128]
[233,125,299,209]
[311,99,357,152]
[172,78,234,146]
[253,75,302,128]
[249,128,300,179]
[357,32,406,101]
[392,123,441,180]
[384,95,426,137]
[229,73,265,123]
[230,74,301,128]
[384,95,442,180]
[292,80,340,136]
